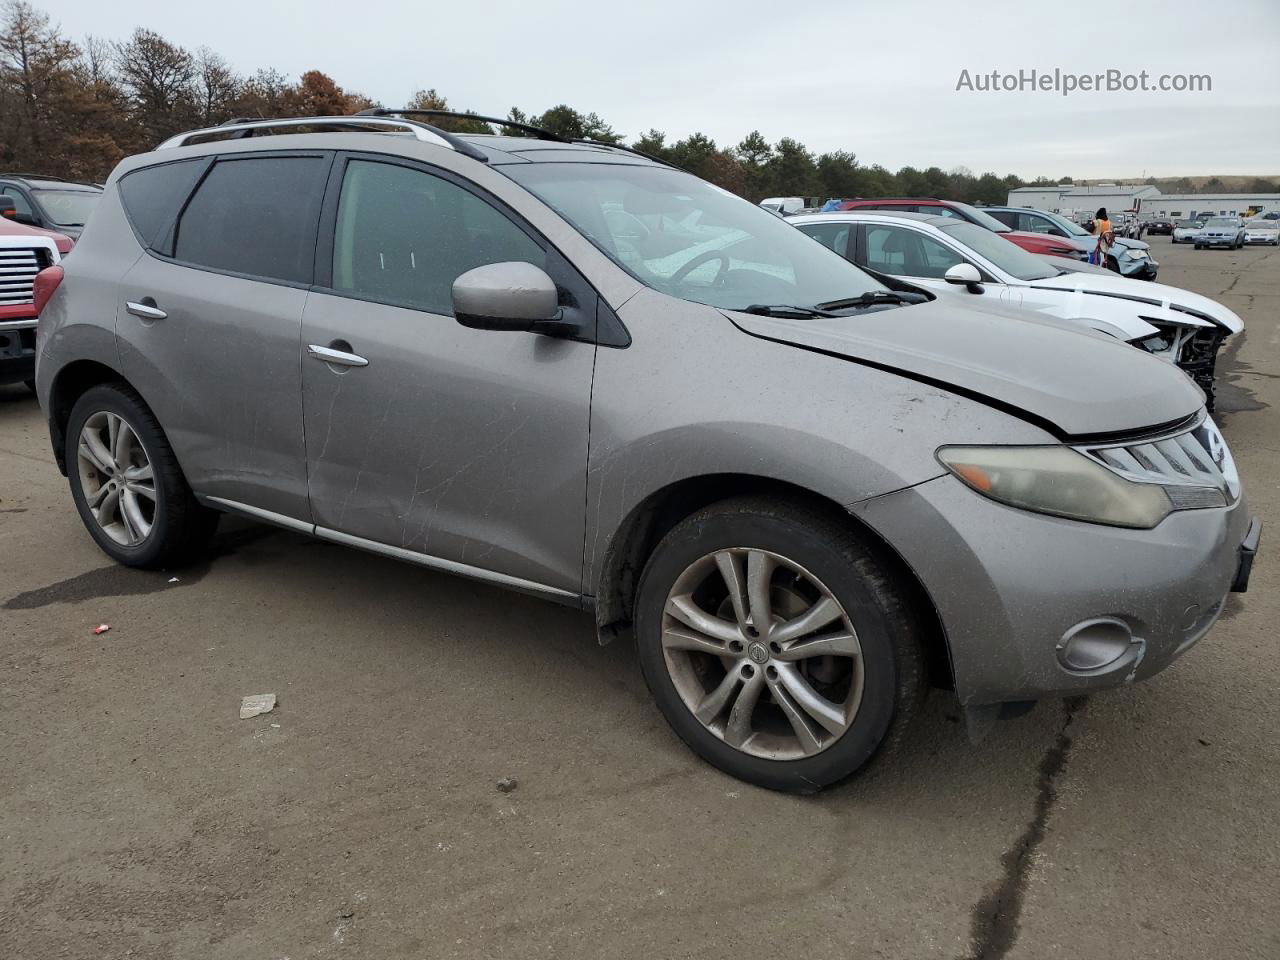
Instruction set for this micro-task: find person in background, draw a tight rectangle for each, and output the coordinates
[1091,207,1113,266]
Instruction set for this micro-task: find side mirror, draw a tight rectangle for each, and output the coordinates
[452,261,565,333]
[944,262,984,293]
[0,195,16,219]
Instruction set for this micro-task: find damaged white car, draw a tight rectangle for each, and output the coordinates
[791,211,1244,407]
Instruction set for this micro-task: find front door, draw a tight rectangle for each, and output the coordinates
[300,156,596,593]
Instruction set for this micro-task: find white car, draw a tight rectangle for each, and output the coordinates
[1243,220,1280,245]
[789,211,1244,407]
[1171,219,1204,244]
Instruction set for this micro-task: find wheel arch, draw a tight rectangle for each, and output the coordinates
[593,473,954,690]
[47,359,134,475]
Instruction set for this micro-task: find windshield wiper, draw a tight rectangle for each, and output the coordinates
[816,291,928,309]
[742,304,839,318]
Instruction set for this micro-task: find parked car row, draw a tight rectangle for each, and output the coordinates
[790,210,1239,407]
[27,112,1261,792]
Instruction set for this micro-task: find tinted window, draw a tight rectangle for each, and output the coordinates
[795,221,851,258]
[119,160,206,253]
[864,225,966,279]
[332,159,544,315]
[174,156,328,284]
[987,210,1017,228]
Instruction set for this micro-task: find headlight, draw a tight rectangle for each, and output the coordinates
[936,445,1173,528]
[1126,249,1148,260]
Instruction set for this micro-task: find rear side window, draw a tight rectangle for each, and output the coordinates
[174,155,328,285]
[331,159,543,315]
[118,160,206,253]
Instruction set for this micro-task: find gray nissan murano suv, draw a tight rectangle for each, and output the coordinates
[35,113,1259,791]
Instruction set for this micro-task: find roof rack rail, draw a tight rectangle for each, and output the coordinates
[360,109,680,169]
[358,107,572,143]
[154,116,489,162]
[0,172,70,182]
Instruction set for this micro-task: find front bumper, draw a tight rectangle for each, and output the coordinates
[852,474,1255,706]
[1198,236,1237,247]
[0,320,36,385]
[1117,256,1158,279]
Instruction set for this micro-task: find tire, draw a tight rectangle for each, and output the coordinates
[66,382,219,568]
[634,496,926,793]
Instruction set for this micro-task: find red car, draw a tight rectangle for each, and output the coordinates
[1,215,68,390]
[832,198,1085,261]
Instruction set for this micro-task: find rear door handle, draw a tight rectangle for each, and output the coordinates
[307,343,369,367]
[126,298,167,321]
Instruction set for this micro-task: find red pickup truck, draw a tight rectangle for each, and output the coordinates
[1,216,68,390]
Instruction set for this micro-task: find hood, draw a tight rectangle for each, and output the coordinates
[1112,237,1148,252]
[1026,270,1244,334]
[0,216,73,254]
[725,297,1204,439]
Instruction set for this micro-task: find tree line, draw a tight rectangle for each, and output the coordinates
[4,1,1270,206]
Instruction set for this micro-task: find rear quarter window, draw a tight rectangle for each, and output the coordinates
[118,159,207,254]
[173,155,329,285]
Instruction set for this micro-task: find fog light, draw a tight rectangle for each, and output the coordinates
[1056,618,1135,673]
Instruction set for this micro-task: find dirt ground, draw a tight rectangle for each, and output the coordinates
[2,239,1277,959]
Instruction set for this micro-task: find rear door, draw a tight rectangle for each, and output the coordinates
[298,155,597,594]
[115,152,331,523]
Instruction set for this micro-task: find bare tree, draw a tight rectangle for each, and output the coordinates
[194,47,238,125]
[113,27,196,142]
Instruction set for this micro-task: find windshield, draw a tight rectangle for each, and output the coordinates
[940,221,1061,281]
[504,163,886,311]
[32,189,100,227]
[1205,217,1235,227]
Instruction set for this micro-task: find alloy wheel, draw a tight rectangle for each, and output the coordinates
[76,411,157,546]
[661,548,864,761]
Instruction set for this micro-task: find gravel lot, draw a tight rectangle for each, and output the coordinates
[2,239,1277,959]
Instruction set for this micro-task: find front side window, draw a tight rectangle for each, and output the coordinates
[864,224,966,279]
[331,159,544,315]
[174,155,329,284]
[0,184,34,218]
[31,189,100,227]
[505,163,885,311]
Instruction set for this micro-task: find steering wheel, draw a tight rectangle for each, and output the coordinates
[671,250,731,287]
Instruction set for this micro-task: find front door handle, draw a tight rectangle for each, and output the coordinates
[126,298,167,321]
[307,343,369,367]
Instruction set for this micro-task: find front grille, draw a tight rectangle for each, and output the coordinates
[1076,416,1240,508]
[0,246,51,307]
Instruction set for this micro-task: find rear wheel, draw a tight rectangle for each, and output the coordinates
[634,497,926,792]
[66,383,219,568]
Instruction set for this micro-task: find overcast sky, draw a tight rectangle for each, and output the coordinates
[49,0,1280,179]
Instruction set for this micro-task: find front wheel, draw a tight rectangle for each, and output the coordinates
[66,383,219,568]
[634,497,926,792]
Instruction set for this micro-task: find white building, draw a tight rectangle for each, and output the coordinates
[1006,184,1159,218]
[1007,184,1280,221]
[1136,194,1280,221]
